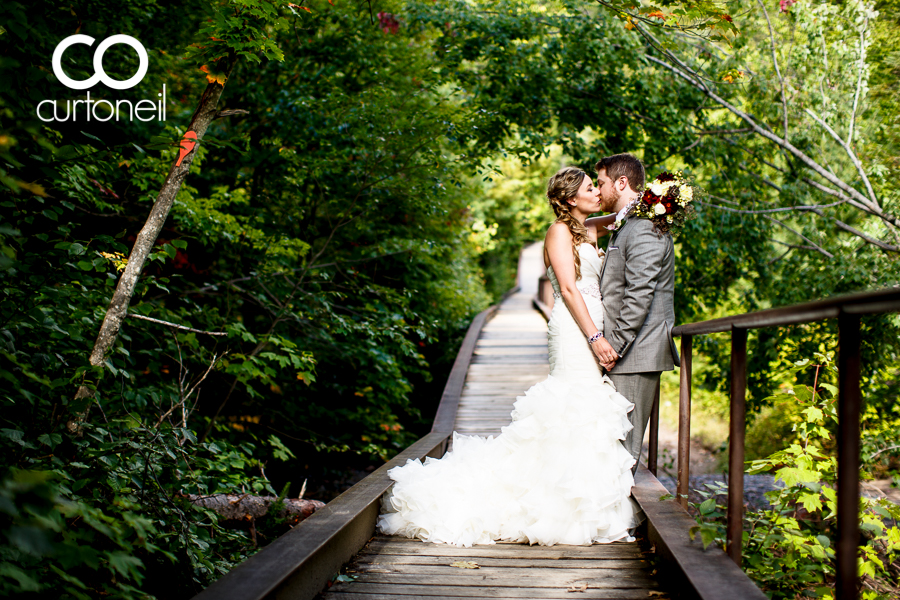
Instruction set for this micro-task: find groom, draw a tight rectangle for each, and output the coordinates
[592,153,679,473]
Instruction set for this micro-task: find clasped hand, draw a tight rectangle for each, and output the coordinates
[591,336,619,371]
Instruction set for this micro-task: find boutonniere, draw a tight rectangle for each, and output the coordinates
[606,218,625,233]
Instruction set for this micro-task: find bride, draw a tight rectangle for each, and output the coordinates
[377,166,639,547]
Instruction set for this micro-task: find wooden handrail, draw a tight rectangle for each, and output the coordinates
[667,286,900,600]
[671,286,900,336]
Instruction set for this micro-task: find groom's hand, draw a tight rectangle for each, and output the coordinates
[592,337,619,368]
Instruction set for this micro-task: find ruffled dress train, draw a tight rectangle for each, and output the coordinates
[377,244,639,547]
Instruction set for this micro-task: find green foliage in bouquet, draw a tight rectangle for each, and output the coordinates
[626,170,698,236]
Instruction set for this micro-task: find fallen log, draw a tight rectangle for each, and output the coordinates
[185,493,325,525]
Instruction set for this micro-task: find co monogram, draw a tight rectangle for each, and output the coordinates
[52,34,148,90]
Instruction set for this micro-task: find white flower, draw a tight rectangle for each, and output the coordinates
[649,182,670,196]
[680,185,693,201]
[654,202,666,215]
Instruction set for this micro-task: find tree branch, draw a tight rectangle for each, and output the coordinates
[697,195,834,258]
[699,198,848,215]
[127,313,227,336]
[696,128,753,135]
[847,19,868,148]
[803,108,879,209]
[643,54,877,211]
[763,216,834,258]
[758,0,789,142]
[644,52,900,243]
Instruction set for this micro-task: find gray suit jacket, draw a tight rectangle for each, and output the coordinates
[599,218,679,373]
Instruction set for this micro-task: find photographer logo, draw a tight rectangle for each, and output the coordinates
[52,34,148,90]
[38,34,166,122]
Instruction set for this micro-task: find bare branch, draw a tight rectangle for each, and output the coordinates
[647,51,900,248]
[758,0,789,142]
[719,135,898,232]
[762,216,834,258]
[127,313,227,336]
[700,197,835,258]
[644,54,877,210]
[696,128,753,135]
[807,207,900,252]
[847,19,868,148]
[768,246,793,266]
[803,108,879,209]
[699,198,848,215]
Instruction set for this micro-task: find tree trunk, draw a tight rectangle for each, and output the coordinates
[69,59,235,431]
[183,493,326,525]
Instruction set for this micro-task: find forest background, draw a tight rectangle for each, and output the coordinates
[0,0,898,598]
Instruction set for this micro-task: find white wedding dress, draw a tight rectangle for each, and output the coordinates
[377,243,638,547]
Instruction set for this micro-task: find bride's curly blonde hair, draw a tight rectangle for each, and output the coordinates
[547,166,592,281]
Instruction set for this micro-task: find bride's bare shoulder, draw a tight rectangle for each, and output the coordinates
[544,222,572,243]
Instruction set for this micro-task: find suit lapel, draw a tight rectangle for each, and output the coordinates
[599,220,627,286]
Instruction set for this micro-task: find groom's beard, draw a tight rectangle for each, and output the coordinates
[602,188,622,213]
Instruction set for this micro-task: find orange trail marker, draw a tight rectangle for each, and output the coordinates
[176,131,198,167]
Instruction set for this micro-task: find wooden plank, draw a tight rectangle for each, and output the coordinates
[349,564,651,578]
[354,554,646,569]
[332,572,657,589]
[363,539,643,559]
[431,303,503,435]
[633,465,767,600]
[463,384,544,391]
[326,584,668,599]
[453,411,514,416]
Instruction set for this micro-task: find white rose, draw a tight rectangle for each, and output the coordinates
[681,185,693,201]
[649,182,669,196]
[654,202,666,215]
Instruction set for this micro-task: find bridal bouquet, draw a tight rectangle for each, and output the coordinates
[628,171,698,236]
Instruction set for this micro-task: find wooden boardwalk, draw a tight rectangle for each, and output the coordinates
[452,290,549,438]
[324,244,665,600]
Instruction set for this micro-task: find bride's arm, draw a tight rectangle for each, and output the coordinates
[545,224,604,347]
[584,213,617,239]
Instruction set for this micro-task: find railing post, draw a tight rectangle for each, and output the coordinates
[677,335,692,510]
[648,382,660,476]
[727,327,748,565]
[837,312,861,600]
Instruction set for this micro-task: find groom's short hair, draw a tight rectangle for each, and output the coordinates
[594,153,645,192]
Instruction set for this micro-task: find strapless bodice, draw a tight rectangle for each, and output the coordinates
[547,243,604,301]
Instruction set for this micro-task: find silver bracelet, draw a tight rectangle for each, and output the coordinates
[588,330,604,344]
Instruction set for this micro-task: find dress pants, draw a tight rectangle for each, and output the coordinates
[606,371,661,474]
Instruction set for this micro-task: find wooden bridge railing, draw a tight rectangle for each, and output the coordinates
[664,286,900,600]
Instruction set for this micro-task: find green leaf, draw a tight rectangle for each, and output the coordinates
[776,467,820,487]
[37,433,62,449]
[798,491,823,513]
[0,428,27,446]
[107,551,143,579]
[699,526,717,549]
[0,562,42,591]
